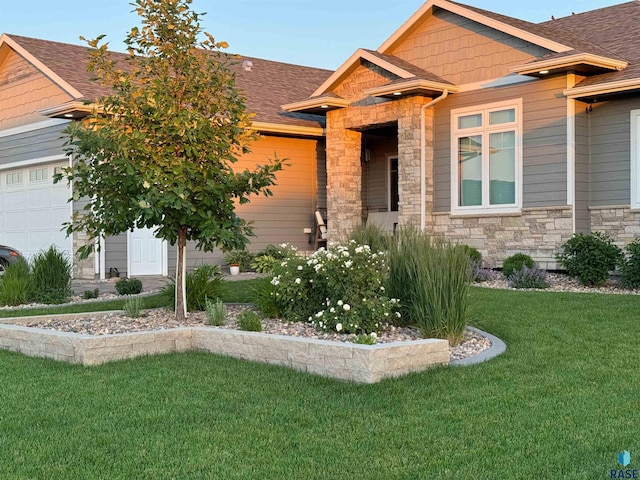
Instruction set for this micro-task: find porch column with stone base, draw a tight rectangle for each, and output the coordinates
[73,230,96,279]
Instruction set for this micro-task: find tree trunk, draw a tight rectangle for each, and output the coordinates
[175,226,188,322]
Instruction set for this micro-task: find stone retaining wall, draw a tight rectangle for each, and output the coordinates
[0,317,449,384]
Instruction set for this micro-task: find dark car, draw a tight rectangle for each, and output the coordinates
[0,245,23,274]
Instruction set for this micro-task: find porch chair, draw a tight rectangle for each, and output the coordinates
[315,210,328,249]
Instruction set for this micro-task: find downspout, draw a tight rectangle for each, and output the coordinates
[420,89,449,231]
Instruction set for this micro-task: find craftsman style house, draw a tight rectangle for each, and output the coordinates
[284,0,640,269]
[2,0,640,277]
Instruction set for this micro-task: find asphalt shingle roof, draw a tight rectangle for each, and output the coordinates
[7,34,331,129]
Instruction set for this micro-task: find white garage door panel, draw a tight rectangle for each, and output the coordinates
[0,163,71,262]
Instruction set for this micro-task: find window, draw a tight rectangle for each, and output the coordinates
[29,167,48,183]
[631,109,640,209]
[6,171,23,187]
[451,99,522,214]
[389,157,399,212]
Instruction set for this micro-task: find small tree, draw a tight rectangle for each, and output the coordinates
[56,0,284,320]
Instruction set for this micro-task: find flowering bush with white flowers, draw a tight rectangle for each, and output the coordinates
[268,242,400,334]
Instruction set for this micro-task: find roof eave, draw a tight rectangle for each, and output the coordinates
[38,100,95,119]
[511,54,628,77]
[281,97,351,115]
[252,121,325,137]
[364,80,460,98]
[563,78,640,100]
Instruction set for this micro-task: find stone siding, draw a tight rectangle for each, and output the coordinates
[432,206,574,269]
[72,230,95,279]
[590,206,640,246]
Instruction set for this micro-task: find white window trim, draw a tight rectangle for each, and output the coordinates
[450,98,523,215]
[631,109,640,209]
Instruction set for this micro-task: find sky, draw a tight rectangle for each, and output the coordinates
[1,0,627,70]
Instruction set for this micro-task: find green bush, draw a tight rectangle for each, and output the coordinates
[621,239,640,289]
[115,277,143,295]
[388,228,471,344]
[237,310,262,332]
[555,232,623,286]
[270,242,399,334]
[348,223,393,253]
[502,253,534,277]
[205,298,226,326]
[0,258,31,306]
[82,288,100,300]
[223,250,254,271]
[456,244,482,264]
[255,278,281,318]
[251,255,277,273]
[159,264,223,311]
[30,246,72,304]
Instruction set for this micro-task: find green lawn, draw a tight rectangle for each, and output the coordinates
[0,287,638,478]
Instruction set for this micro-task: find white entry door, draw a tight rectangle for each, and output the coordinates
[128,227,164,275]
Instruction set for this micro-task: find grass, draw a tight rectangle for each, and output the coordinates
[0,286,638,478]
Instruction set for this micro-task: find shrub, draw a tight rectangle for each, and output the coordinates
[621,239,640,289]
[251,255,277,273]
[502,253,534,277]
[456,244,482,264]
[205,298,226,326]
[223,249,254,271]
[159,264,223,311]
[352,332,378,345]
[0,258,31,306]
[123,296,143,318]
[82,288,100,299]
[237,310,262,332]
[269,242,399,334]
[508,266,550,289]
[348,223,393,253]
[255,279,281,318]
[388,228,471,344]
[115,277,143,295]
[30,246,72,304]
[555,232,623,286]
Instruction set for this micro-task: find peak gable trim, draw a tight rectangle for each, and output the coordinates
[0,34,84,99]
[377,0,572,56]
[310,48,418,98]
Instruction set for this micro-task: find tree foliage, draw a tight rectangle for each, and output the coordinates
[56,0,285,319]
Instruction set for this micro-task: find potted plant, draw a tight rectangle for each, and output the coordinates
[223,249,253,276]
[229,263,240,276]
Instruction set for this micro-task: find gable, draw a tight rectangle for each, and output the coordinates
[333,60,401,102]
[385,8,551,85]
[0,47,72,130]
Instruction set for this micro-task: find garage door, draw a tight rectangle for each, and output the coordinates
[0,162,72,261]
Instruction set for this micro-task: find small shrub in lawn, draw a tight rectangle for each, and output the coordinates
[159,264,223,311]
[388,228,471,344]
[555,232,623,286]
[123,296,143,318]
[621,239,640,289]
[237,310,262,332]
[205,298,226,326]
[82,289,100,299]
[508,266,550,289]
[456,244,482,264]
[223,249,254,271]
[251,255,277,273]
[502,253,534,277]
[0,258,31,306]
[348,223,393,253]
[116,278,143,295]
[30,246,72,304]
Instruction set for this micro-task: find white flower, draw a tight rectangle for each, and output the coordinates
[343,304,351,311]
[295,278,301,284]
[380,286,385,292]
[337,300,343,306]
[336,323,343,332]
[344,260,353,268]
[271,277,280,286]
[370,332,377,339]
[308,316,312,321]
[395,312,402,318]
[330,307,335,313]
[297,265,303,270]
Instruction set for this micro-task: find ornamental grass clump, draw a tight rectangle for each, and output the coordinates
[30,246,72,304]
[388,228,471,345]
[160,264,223,311]
[0,258,31,306]
[268,242,399,334]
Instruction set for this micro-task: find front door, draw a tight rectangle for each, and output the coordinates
[129,227,163,275]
